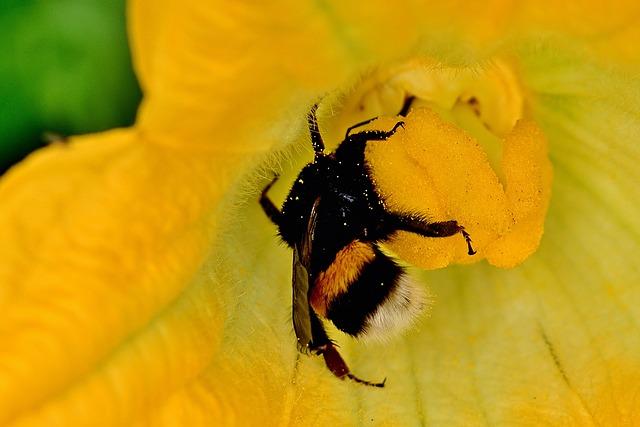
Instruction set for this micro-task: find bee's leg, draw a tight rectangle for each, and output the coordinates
[309,310,386,388]
[345,95,416,138]
[398,95,416,117]
[345,117,378,138]
[347,121,405,144]
[308,104,325,158]
[388,214,477,256]
[260,175,282,226]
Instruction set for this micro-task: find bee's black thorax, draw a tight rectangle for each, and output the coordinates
[278,138,390,274]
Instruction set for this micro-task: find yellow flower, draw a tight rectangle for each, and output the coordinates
[2,1,640,425]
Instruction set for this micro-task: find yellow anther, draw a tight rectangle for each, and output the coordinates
[365,107,551,269]
[323,58,551,269]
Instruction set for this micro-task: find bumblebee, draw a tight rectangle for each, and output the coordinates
[260,101,476,387]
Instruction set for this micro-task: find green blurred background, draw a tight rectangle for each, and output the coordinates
[0,0,141,174]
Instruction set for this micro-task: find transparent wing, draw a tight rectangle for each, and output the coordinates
[292,246,312,352]
[291,197,320,353]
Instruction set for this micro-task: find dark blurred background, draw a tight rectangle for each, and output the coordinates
[0,0,141,174]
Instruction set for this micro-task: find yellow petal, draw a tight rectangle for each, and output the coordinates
[129,0,411,149]
[0,130,252,425]
[509,1,640,67]
[127,0,640,148]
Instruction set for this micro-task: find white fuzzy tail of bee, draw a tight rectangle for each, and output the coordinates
[360,274,431,343]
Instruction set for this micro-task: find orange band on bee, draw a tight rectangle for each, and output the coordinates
[310,241,375,316]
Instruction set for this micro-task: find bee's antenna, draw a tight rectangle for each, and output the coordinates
[307,104,325,159]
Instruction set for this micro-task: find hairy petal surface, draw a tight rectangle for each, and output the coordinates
[0,130,258,425]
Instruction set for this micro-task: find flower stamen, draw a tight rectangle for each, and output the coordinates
[323,58,552,269]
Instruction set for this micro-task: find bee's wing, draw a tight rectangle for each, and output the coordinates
[292,246,313,352]
[291,197,320,353]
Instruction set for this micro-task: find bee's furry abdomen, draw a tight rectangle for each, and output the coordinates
[309,240,376,317]
[360,273,428,342]
[323,246,427,341]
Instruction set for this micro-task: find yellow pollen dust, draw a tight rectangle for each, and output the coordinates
[329,59,552,269]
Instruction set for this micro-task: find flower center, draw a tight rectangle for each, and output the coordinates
[323,58,552,269]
